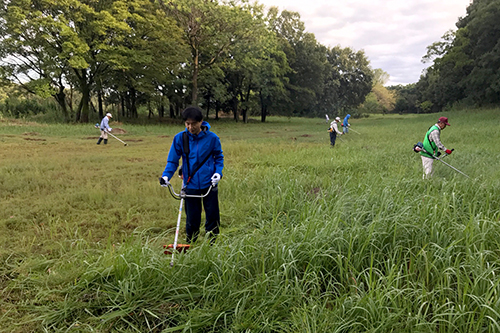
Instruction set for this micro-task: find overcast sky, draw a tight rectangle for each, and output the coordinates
[257,0,472,86]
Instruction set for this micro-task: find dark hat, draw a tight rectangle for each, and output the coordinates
[438,117,450,126]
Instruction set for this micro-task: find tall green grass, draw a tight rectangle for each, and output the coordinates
[1,109,500,332]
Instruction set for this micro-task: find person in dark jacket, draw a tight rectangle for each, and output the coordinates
[159,106,224,243]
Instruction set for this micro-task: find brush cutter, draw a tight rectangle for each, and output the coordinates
[162,182,213,267]
[95,124,128,146]
[349,128,361,134]
[413,142,469,178]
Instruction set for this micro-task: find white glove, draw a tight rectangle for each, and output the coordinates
[159,176,170,187]
[211,173,221,186]
[107,128,112,132]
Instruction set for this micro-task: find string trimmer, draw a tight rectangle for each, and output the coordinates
[162,182,213,267]
[413,142,469,178]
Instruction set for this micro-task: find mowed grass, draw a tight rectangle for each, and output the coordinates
[1,109,500,332]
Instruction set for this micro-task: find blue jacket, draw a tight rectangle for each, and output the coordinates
[162,121,224,190]
[343,114,351,127]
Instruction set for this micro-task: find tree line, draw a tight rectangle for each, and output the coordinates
[0,0,375,122]
[391,0,500,114]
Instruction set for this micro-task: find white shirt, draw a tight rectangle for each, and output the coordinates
[330,121,342,135]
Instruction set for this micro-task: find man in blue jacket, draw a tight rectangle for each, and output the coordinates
[342,114,351,134]
[159,106,224,243]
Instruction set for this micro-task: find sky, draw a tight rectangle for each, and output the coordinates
[257,0,472,86]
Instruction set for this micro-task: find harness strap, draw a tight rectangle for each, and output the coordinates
[182,131,213,185]
[180,132,190,178]
[186,152,213,185]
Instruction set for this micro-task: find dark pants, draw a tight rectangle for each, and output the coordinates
[184,187,220,243]
[329,131,337,146]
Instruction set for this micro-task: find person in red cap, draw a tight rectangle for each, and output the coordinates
[419,116,452,178]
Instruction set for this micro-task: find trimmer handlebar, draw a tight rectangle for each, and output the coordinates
[166,183,213,200]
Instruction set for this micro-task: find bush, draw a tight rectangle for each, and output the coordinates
[0,96,56,118]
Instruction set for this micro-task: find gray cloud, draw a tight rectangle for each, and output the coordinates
[260,0,471,85]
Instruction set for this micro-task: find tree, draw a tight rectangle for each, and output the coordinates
[107,0,187,119]
[268,9,327,116]
[372,68,390,86]
[371,84,395,113]
[421,30,456,64]
[317,45,373,116]
[458,0,500,104]
[364,68,395,114]
[419,28,471,110]
[158,0,258,106]
[389,83,420,114]
[218,5,290,122]
[0,0,184,122]
[417,0,500,109]
[0,0,73,120]
[253,34,289,122]
[59,0,174,122]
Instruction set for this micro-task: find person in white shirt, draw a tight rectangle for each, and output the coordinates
[328,116,343,147]
[97,113,113,145]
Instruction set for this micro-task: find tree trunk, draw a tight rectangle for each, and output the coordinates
[215,100,220,120]
[205,91,211,119]
[191,48,199,104]
[124,91,131,117]
[148,100,154,118]
[53,86,68,122]
[130,87,137,118]
[242,108,247,123]
[77,69,90,123]
[260,90,267,122]
[159,103,165,118]
[169,102,175,118]
[97,88,104,119]
[242,86,251,123]
[158,89,165,118]
[176,103,181,118]
[67,84,74,116]
[75,97,82,122]
[232,97,239,122]
[80,87,90,123]
[121,93,125,117]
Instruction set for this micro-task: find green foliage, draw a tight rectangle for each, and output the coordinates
[1,1,375,123]
[417,0,500,110]
[357,92,379,113]
[317,46,373,116]
[0,89,59,118]
[389,83,422,114]
[1,110,500,331]
[372,68,390,86]
[420,100,433,113]
[358,83,396,114]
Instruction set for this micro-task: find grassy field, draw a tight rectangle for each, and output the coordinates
[1,109,500,332]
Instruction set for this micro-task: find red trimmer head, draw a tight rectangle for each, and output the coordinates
[163,244,191,255]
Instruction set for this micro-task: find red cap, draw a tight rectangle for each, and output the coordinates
[438,117,450,126]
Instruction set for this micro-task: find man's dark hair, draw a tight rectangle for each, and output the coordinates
[182,106,203,122]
